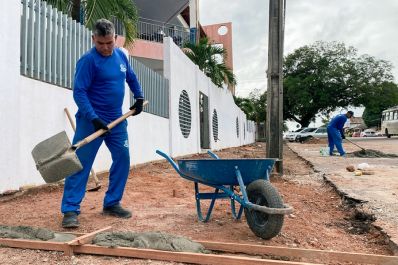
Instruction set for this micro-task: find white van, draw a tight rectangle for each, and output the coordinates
[381,106,398,138]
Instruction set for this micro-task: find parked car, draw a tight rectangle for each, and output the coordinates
[296,127,325,142]
[375,131,383,137]
[360,129,377,137]
[285,127,307,142]
[295,128,317,142]
[352,130,361,137]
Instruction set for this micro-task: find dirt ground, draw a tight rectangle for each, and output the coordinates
[0,142,393,264]
[288,137,398,255]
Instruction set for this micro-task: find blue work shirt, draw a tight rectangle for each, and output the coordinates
[73,47,143,122]
[327,114,348,136]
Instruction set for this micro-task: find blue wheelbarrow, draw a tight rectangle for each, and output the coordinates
[156,150,293,239]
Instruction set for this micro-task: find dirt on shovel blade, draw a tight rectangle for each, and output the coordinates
[349,149,398,158]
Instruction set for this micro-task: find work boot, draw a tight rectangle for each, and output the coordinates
[103,204,132,218]
[62,212,79,228]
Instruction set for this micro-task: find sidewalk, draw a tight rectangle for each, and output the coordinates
[287,140,398,255]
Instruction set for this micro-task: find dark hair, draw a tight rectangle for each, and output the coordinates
[347,111,354,116]
[93,19,115,37]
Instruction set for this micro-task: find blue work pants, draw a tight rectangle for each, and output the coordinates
[61,113,130,214]
[327,127,345,156]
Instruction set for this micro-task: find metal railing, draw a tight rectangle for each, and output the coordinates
[137,18,190,47]
[21,0,91,88]
[130,57,169,118]
[20,0,169,118]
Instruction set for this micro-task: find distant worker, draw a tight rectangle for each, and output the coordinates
[61,19,144,228]
[327,111,354,157]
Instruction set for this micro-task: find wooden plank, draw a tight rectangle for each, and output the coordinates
[74,244,319,265]
[198,241,398,265]
[0,238,65,252]
[66,226,112,246]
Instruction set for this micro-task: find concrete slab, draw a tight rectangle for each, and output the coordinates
[287,138,398,254]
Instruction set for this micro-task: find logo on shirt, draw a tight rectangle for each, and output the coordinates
[124,139,129,148]
[120,64,127,72]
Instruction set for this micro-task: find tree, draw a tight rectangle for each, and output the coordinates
[234,96,255,120]
[362,81,398,127]
[283,41,394,127]
[184,37,237,88]
[234,89,267,124]
[45,0,138,43]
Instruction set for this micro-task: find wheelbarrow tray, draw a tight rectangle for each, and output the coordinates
[177,158,275,186]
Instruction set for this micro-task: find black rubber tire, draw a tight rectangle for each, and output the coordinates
[244,179,285,239]
[385,129,391,138]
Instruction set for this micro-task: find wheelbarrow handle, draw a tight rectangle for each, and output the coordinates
[207,150,220,159]
[72,101,148,150]
[156,150,183,176]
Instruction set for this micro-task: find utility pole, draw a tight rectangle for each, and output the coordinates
[266,0,285,174]
[189,0,199,44]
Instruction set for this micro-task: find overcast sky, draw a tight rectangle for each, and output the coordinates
[199,0,398,98]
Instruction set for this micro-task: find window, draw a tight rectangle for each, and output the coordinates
[236,117,239,138]
[212,109,219,142]
[178,90,191,138]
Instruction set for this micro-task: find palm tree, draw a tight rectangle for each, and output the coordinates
[45,0,138,43]
[184,37,237,88]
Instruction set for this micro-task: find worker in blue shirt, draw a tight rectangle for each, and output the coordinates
[61,19,144,228]
[327,111,353,157]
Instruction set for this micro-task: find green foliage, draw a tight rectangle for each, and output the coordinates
[234,96,255,119]
[362,81,398,127]
[184,37,237,88]
[234,89,266,123]
[283,41,394,127]
[45,0,138,44]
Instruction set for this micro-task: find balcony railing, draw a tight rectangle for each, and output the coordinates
[137,18,190,47]
[111,17,191,47]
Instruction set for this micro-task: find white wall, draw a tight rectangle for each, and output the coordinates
[164,38,201,157]
[163,37,255,153]
[0,1,21,192]
[0,3,254,193]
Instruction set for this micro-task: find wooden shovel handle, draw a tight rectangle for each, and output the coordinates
[72,101,148,150]
[65,107,100,186]
[64,108,76,131]
[344,138,366,151]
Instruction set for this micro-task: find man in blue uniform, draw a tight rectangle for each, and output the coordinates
[327,111,353,157]
[61,19,144,228]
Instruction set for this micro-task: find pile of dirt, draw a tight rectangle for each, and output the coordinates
[349,149,398,158]
[93,231,207,253]
[0,225,54,241]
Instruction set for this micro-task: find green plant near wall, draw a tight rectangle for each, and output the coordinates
[184,37,237,88]
[45,0,138,44]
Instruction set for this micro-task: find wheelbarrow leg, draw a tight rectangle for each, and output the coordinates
[208,151,244,220]
[234,166,250,203]
[194,182,219,222]
[230,185,244,220]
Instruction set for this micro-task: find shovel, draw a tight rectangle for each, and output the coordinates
[344,138,366,151]
[64,107,101,192]
[32,102,147,183]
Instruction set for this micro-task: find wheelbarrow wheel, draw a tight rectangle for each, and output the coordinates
[244,179,284,239]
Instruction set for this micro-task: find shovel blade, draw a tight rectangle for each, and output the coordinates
[38,151,83,183]
[32,131,71,166]
[32,131,83,183]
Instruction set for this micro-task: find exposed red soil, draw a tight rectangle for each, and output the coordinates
[0,143,391,264]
